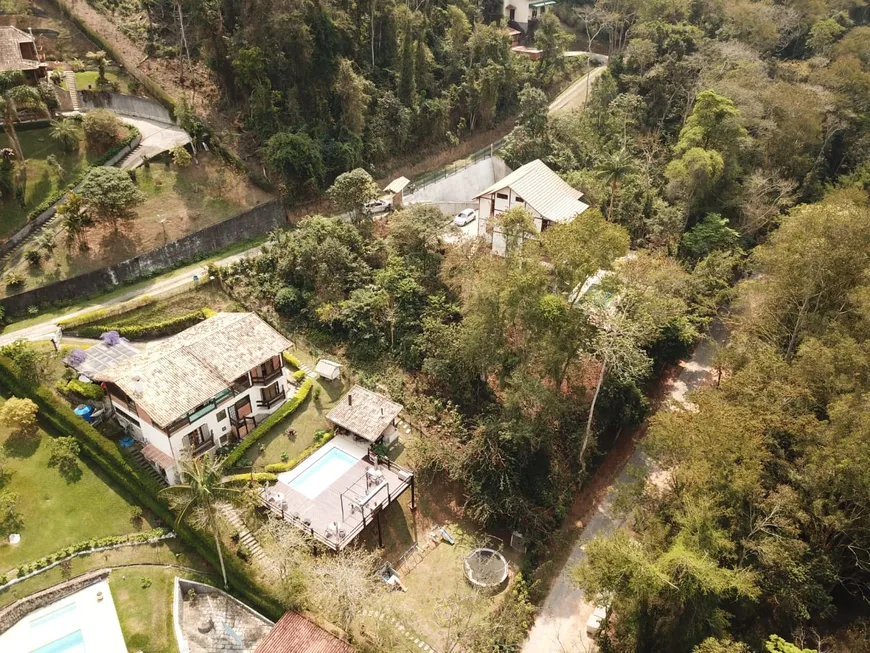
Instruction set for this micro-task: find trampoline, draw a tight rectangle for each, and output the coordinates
[464,548,508,592]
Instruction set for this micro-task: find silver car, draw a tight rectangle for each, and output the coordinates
[364,198,392,215]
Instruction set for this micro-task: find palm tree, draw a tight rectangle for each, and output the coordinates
[595,148,637,221]
[50,119,80,153]
[160,454,243,588]
[85,51,111,85]
[58,193,93,250]
[0,71,47,204]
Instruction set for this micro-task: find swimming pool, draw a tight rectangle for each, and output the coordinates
[32,630,85,653]
[280,447,358,498]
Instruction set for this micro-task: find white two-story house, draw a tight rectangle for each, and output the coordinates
[95,312,293,483]
[474,158,589,256]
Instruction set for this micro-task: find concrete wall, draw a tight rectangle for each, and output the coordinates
[80,91,174,124]
[407,156,512,204]
[1,200,284,315]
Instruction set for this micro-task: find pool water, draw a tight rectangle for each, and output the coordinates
[283,447,358,498]
[32,630,85,653]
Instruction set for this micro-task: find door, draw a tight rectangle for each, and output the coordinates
[230,396,254,438]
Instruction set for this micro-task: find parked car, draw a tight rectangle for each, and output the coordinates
[586,604,609,636]
[364,198,392,215]
[454,208,477,226]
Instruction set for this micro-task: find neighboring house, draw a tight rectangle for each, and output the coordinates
[255,611,353,653]
[0,26,46,82]
[95,312,292,483]
[326,385,403,448]
[504,0,556,35]
[474,158,589,256]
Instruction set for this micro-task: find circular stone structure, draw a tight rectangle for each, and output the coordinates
[464,548,508,592]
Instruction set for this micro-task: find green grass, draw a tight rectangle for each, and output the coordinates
[88,285,240,330]
[72,69,129,94]
[0,541,213,610]
[250,350,351,469]
[0,398,154,572]
[0,126,96,240]
[111,567,210,653]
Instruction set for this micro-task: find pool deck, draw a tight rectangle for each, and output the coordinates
[262,435,414,550]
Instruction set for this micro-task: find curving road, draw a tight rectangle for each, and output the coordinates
[549,60,609,115]
[522,319,727,652]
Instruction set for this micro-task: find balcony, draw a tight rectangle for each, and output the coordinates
[257,387,287,410]
[191,437,216,457]
[231,375,252,395]
[250,368,283,386]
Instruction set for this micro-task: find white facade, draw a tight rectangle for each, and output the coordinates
[478,187,548,256]
[111,371,290,484]
[504,0,552,31]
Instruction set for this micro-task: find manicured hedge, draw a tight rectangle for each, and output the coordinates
[264,431,334,474]
[282,351,302,370]
[15,528,169,578]
[223,378,313,469]
[58,295,156,330]
[224,472,278,486]
[292,369,306,383]
[57,378,105,400]
[74,308,212,339]
[0,356,283,619]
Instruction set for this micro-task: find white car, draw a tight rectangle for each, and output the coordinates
[454,208,477,226]
[586,605,608,636]
[364,198,392,215]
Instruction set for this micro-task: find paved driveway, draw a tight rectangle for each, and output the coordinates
[118,116,190,169]
[522,321,727,652]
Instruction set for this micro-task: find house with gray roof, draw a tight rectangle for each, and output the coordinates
[474,158,589,256]
[326,385,403,446]
[95,312,293,483]
[0,26,46,82]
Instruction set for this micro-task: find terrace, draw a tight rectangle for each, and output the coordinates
[261,435,415,551]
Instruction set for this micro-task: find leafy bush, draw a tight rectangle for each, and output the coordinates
[58,379,105,400]
[292,369,306,382]
[5,272,23,289]
[74,309,211,340]
[224,472,278,485]
[282,351,302,370]
[264,431,334,473]
[24,249,41,266]
[223,379,313,469]
[171,145,192,168]
[83,109,123,151]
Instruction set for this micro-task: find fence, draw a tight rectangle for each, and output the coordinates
[406,137,505,196]
[1,200,284,316]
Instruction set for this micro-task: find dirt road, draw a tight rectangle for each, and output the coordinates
[522,320,727,652]
[549,63,608,115]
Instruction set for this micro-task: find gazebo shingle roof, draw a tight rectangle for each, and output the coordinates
[95,313,292,427]
[326,385,403,442]
[0,26,41,72]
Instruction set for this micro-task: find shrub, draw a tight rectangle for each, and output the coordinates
[275,287,302,315]
[58,294,155,331]
[129,505,143,524]
[171,145,192,168]
[282,351,302,370]
[5,272,24,289]
[223,379,313,469]
[224,472,278,486]
[264,432,334,473]
[292,369,306,383]
[60,379,105,400]
[24,249,41,266]
[74,309,211,340]
[0,397,38,438]
[82,109,123,152]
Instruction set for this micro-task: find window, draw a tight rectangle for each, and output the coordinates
[508,6,516,20]
[216,409,227,421]
[531,7,538,18]
[262,382,282,402]
[496,192,509,200]
[515,196,524,203]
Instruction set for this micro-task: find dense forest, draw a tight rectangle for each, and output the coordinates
[91,0,580,193]
[87,0,870,647]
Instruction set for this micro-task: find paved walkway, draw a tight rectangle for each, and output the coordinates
[522,320,727,653]
[549,64,608,115]
[117,116,190,169]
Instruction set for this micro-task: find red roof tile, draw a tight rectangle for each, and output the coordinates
[255,612,354,653]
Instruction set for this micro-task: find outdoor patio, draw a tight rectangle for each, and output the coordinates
[261,435,414,550]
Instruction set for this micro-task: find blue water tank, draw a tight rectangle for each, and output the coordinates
[74,404,94,422]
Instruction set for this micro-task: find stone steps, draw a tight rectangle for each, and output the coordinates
[295,361,318,380]
[120,144,146,170]
[127,446,167,486]
[63,70,81,110]
[220,506,278,574]
[360,608,437,652]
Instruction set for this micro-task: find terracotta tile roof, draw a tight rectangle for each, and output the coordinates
[0,26,41,72]
[326,385,403,443]
[141,443,175,470]
[95,313,292,427]
[255,612,354,653]
[474,159,589,223]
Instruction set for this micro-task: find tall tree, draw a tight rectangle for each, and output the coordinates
[596,148,638,221]
[160,454,243,588]
[0,71,47,204]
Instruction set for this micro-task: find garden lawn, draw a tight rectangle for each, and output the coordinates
[250,351,351,469]
[72,69,131,94]
[0,399,154,572]
[8,152,273,293]
[111,567,211,653]
[89,284,240,330]
[0,126,96,241]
